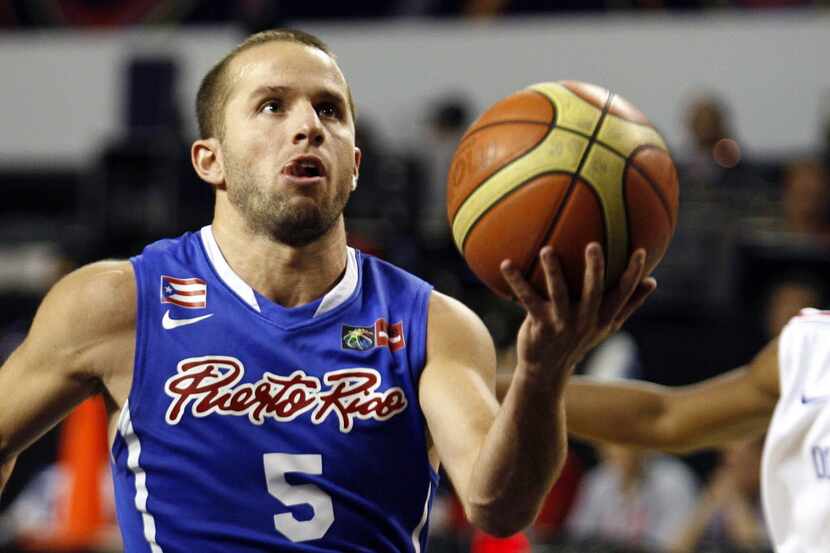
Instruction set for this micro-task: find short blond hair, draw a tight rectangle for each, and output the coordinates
[195,29,356,139]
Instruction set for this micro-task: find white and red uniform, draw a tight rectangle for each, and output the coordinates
[763,308,830,553]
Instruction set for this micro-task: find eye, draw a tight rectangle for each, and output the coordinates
[260,99,282,114]
[317,102,341,119]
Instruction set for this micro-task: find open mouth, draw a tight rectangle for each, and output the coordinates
[283,156,326,179]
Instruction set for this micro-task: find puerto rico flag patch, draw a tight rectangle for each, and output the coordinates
[160,275,207,309]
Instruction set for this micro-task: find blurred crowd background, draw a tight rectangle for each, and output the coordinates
[2,1,830,552]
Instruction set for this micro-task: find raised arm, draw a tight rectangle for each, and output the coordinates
[420,244,654,536]
[0,261,136,496]
[562,338,780,453]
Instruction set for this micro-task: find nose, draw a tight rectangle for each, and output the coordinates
[292,102,324,147]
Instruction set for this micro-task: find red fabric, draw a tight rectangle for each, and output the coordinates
[534,451,584,535]
[471,531,531,553]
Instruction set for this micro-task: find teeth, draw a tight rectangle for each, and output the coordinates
[288,159,321,177]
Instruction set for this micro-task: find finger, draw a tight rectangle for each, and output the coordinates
[500,259,547,319]
[598,248,647,326]
[577,242,605,323]
[611,277,657,330]
[540,247,569,325]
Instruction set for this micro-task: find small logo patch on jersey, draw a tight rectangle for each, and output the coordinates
[160,275,207,309]
[342,325,376,351]
[162,309,213,330]
[801,393,830,405]
[341,319,406,352]
[375,319,406,352]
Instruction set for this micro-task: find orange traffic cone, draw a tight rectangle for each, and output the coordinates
[20,395,113,551]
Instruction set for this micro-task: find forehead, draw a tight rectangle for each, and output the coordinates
[226,41,348,101]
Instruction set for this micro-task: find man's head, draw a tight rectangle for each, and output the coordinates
[191,29,361,247]
[686,94,730,150]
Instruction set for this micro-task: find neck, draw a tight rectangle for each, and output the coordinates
[210,216,349,309]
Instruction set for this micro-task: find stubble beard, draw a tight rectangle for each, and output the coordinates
[224,158,349,248]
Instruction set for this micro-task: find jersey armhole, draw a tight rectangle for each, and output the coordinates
[406,284,433,388]
[119,257,149,428]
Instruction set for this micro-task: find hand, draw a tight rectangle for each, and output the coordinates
[499,243,656,386]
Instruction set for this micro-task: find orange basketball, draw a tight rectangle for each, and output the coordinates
[447,81,679,298]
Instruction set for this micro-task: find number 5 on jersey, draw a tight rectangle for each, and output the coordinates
[263,453,335,542]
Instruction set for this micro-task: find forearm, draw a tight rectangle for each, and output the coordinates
[466,368,569,536]
[565,376,677,450]
[566,368,774,452]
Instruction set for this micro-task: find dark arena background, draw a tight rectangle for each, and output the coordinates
[1,1,829,552]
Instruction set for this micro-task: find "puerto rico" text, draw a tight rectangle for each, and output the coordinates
[164,356,408,433]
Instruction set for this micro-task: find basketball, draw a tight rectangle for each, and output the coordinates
[447,80,679,298]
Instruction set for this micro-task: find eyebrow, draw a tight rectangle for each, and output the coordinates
[249,85,290,100]
[249,84,347,108]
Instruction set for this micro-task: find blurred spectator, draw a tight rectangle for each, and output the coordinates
[779,159,830,243]
[763,273,824,338]
[565,444,699,552]
[413,94,480,297]
[564,333,699,552]
[417,95,473,247]
[86,55,214,259]
[672,436,770,553]
[681,94,735,188]
[345,116,425,274]
[731,159,830,334]
[656,92,775,310]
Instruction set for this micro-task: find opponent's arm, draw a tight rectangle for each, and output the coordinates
[0,261,135,496]
[420,244,654,536]
[562,339,779,453]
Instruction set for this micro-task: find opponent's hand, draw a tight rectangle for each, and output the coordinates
[499,243,656,387]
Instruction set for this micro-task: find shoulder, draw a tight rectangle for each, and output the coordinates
[773,307,830,391]
[781,308,830,339]
[45,260,135,322]
[28,260,136,353]
[426,291,496,373]
[428,291,490,341]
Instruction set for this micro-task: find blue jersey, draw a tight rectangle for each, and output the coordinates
[111,226,437,553]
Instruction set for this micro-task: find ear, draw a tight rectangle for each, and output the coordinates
[191,138,225,189]
[352,147,362,191]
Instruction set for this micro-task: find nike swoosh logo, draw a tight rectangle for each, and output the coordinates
[162,310,213,330]
[801,394,830,405]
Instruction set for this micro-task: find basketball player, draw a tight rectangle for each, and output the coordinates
[543,311,828,553]
[0,30,655,551]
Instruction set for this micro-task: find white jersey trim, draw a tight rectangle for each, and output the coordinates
[411,483,431,553]
[117,401,164,553]
[201,225,358,318]
[200,226,261,312]
[313,247,358,318]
